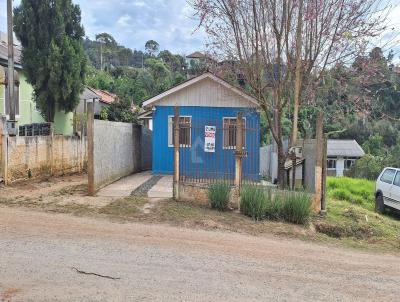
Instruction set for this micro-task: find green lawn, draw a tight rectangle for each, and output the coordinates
[327,177,375,210]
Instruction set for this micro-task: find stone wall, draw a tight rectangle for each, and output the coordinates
[90,120,152,192]
[6,135,86,182]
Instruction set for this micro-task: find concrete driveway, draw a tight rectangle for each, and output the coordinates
[97,171,172,199]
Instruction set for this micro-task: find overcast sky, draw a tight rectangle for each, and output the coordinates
[0,0,399,59]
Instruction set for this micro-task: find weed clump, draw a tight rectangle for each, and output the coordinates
[208,182,231,211]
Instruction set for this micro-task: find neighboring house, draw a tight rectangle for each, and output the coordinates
[327,139,365,177]
[185,51,217,75]
[138,110,153,131]
[142,72,260,179]
[185,51,207,69]
[76,87,117,119]
[0,33,73,135]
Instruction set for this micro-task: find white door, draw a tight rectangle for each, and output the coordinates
[389,171,400,210]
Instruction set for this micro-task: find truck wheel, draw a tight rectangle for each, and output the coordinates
[375,194,385,213]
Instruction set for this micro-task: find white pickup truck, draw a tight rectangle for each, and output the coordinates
[375,167,400,213]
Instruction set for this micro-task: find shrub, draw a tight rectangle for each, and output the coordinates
[347,154,385,180]
[240,186,267,221]
[280,191,313,224]
[208,182,231,211]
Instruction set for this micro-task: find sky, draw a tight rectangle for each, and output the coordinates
[0,0,399,59]
[0,0,207,55]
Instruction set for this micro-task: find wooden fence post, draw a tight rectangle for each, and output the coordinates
[0,116,8,185]
[49,123,54,177]
[173,106,180,200]
[314,112,324,212]
[235,112,243,208]
[321,135,328,212]
[87,102,95,196]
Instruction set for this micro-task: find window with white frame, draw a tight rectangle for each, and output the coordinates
[168,116,191,147]
[344,157,356,170]
[327,158,337,170]
[222,117,245,149]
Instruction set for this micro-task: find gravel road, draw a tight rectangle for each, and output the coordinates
[1,206,399,301]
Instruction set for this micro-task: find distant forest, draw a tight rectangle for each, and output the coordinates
[83,33,189,106]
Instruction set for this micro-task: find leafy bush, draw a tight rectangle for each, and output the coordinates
[347,154,385,180]
[240,186,268,221]
[327,177,375,210]
[280,191,313,224]
[208,182,231,211]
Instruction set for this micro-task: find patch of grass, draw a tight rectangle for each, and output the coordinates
[327,177,375,210]
[314,197,400,250]
[240,186,268,221]
[241,186,312,224]
[99,197,147,218]
[281,191,313,225]
[208,182,231,211]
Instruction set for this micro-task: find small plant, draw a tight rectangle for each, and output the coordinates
[240,186,267,221]
[265,189,283,219]
[280,191,312,224]
[208,182,231,211]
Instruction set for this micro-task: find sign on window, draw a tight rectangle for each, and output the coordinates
[204,126,216,152]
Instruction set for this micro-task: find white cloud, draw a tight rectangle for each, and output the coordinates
[117,15,132,28]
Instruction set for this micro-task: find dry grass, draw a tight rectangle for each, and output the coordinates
[2,174,400,252]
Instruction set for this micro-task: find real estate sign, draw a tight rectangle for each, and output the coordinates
[204,126,216,152]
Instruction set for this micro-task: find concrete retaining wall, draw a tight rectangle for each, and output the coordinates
[6,135,87,182]
[91,120,152,192]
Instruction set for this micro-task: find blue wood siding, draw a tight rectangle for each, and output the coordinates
[152,106,260,180]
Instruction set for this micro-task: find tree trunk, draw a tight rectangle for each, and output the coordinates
[277,142,286,189]
[290,0,304,147]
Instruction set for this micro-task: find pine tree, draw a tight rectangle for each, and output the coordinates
[14,0,86,122]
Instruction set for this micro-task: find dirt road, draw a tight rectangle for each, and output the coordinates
[0,206,399,301]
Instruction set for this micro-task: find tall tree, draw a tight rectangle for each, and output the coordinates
[192,0,387,187]
[14,0,86,122]
[145,40,160,56]
[96,33,117,70]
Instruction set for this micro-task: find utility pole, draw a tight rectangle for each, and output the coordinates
[7,0,17,136]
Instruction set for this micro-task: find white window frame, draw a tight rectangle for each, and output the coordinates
[168,115,192,148]
[344,157,357,170]
[327,157,337,170]
[222,116,246,150]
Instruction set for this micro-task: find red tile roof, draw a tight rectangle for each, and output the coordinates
[91,88,118,104]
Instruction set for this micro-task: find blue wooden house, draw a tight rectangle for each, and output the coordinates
[143,73,260,182]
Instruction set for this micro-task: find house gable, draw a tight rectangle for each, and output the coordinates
[143,73,258,109]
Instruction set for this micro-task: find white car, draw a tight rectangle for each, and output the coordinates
[375,167,400,213]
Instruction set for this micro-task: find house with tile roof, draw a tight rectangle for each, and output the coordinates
[76,87,118,119]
